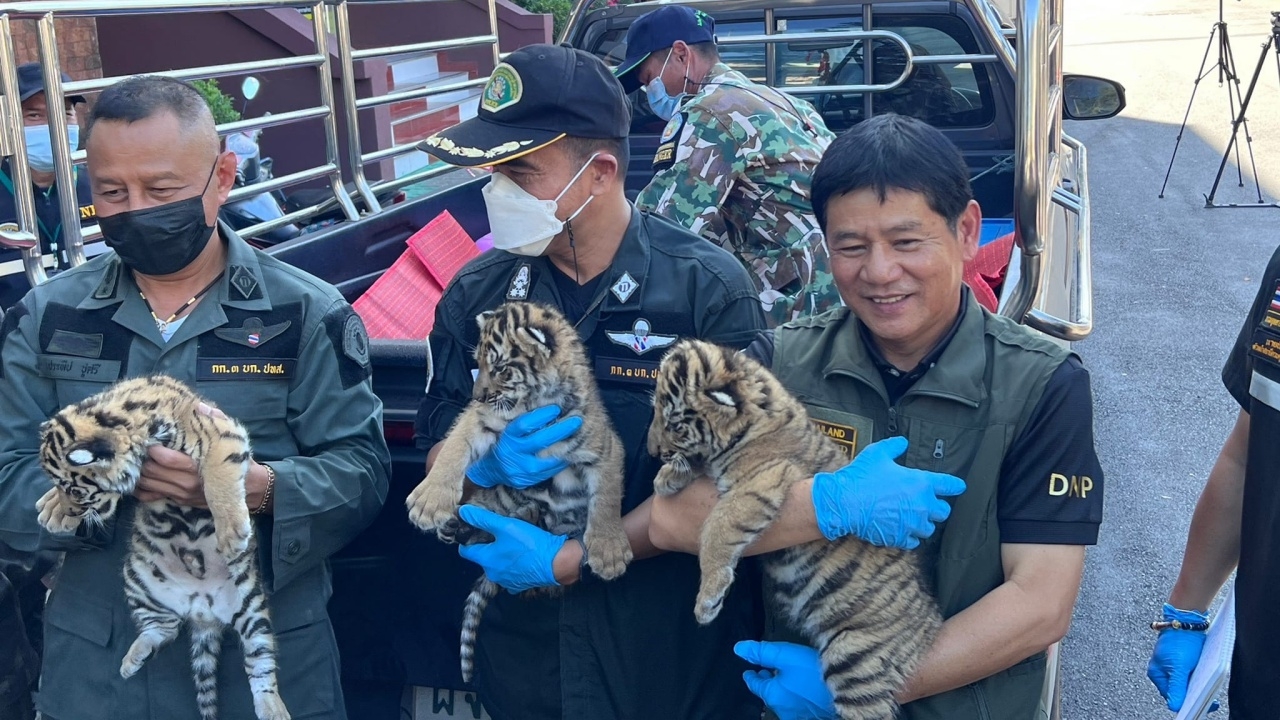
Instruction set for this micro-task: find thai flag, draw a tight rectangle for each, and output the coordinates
[248,333,260,346]
[1271,285,1280,313]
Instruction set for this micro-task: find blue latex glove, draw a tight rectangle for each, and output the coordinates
[467,405,583,489]
[1147,603,1213,713]
[811,436,967,548]
[456,505,566,593]
[734,640,837,720]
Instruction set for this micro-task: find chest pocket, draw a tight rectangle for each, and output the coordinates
[196,307,304,426]
[40,355,123,407]
[902,417,996,561]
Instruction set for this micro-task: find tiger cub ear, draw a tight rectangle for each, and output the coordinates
[475,310,498,331]
[705,386,739,409]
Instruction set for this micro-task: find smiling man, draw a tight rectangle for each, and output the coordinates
[648,113,1106,719]
[0,75,389,720]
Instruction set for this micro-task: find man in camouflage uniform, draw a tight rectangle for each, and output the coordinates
[616,5,840,326]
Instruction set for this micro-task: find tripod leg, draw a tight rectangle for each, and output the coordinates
[1221,26,1246,188]
[1160,24,1223,198]
[1223,24,1264,199]
[1206,36,1273,206]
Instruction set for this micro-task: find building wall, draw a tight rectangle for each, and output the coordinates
[9,18,103,80]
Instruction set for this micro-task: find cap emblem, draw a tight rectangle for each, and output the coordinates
[482,63,523,113]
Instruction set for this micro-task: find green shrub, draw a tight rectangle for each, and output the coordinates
[511,0,573,41]
[191,79,242,126]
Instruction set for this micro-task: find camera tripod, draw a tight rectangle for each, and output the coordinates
[1202,11,1280,208]
[1157,0,1267,206]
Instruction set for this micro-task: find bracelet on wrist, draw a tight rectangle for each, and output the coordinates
[250,463,276,516]
[1150,618,1210,632]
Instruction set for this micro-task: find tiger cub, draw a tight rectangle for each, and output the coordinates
[36,375,290,720]
[647,340,942,720]
[406,301,633,682]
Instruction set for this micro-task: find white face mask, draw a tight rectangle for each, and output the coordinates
[482,153,599,257]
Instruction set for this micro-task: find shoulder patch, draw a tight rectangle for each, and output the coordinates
[653,112,687,172]
[343,312,371,367]
[507,263,532,300]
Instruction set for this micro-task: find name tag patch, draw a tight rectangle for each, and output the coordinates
[37,355,121,381]
[1264,281,1280,330]
[198,358,296,381]
[805,407,875,460]
[595,356,660,384]
[1249,328,1280,367]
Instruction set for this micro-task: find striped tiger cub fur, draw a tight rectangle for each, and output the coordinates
[406,301,633,683]
[36,375,290,720]
[647,339,942,720]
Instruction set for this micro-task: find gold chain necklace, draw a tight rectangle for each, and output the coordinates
[138,270,225,335]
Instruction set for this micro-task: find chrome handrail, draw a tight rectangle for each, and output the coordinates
[0,0,360,286]
[333,0,501,207]
[1026,134,1091,340]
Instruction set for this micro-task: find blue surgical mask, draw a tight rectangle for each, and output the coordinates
[645,49,686,121]
[24,124,79,173]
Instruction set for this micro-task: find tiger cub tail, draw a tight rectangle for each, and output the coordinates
[459,576,501,683]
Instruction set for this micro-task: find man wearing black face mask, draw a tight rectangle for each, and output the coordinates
[0,75,390,720]
[413,44,767,720]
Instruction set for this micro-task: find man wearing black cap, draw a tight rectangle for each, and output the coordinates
[415,44,767,720]
[0,62,95,309]
[615,5,840,328]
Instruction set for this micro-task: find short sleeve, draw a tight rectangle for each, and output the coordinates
[740,330,776,366]
[1223,246,1280,409]
[996,357,1104,545]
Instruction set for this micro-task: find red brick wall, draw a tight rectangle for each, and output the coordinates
[9,18,103,81]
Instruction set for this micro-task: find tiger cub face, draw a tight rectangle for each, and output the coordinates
[471,302,567,415]
[647,339,773,474]
[38,406,153,523]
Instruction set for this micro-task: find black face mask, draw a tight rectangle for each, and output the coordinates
[99,165,217,276]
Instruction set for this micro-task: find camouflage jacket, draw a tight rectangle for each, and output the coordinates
[635,63,840,326]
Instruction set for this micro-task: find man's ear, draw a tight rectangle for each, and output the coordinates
[212,150,238,206]
[589,153,620,195]
[957,199,983,264]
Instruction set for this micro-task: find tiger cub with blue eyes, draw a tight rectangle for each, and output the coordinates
[406,301,632,683]
[36,374,290,720]
[647,339,941,720]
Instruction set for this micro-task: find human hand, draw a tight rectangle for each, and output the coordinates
[1147,603,1212,712]
[456,505,567,593]
[811,436,966,548]
[135,445,206,507]
[734,640,837,720]
[468,405,583,489]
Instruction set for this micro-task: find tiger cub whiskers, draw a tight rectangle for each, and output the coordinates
[406,301,633,683]
[37,375,290,720]
[648,339,943,720]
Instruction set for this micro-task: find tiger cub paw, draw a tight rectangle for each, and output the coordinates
[583,526,633,581]
[254,690,292,720]
[215,515,253,561]
[35,488,82,535]
[653,464,693,497]
[694,568,734,625]
[435,515,463,545]
[406,479,458,533]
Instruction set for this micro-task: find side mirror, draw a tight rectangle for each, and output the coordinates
[241,76,261,101]
[1062,74,1126,120]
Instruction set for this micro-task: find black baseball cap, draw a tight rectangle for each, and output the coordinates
[419,44,630,168]
[614,6,717,93]
[17,63,85,105]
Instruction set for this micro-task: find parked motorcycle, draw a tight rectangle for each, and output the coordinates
[218,77,302,246]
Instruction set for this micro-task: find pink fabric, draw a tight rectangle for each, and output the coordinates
[353,211,480,339]
[964,232,1015,312]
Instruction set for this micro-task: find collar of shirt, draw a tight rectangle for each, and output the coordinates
[821,288,987,408]
[860,288,969,384]
[76,222,273,347]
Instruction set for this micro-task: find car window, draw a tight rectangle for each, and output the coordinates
[776,14,995,132]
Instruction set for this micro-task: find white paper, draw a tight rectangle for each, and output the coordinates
[1175,581,1236,720]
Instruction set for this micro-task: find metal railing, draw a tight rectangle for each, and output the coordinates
[988,0,1093,340]
[0,0,359,287]
[332,0,500,211]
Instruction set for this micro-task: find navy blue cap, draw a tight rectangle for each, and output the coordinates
[17,63,85,105]
[419,44,630,168]
[614,5,717,93]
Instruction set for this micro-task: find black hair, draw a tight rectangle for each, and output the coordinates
[84,75,215,145]
[688,41,720,62]
[811,113,972,232]
[561,136,630,177]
